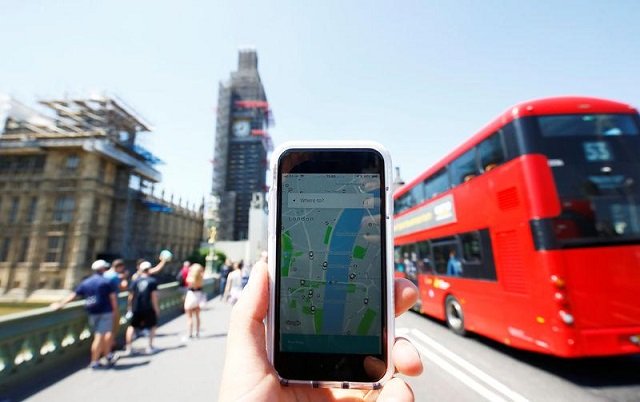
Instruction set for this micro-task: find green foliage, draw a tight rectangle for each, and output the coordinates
[185,248,226,271]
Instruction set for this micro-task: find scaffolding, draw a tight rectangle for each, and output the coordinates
[211,49,274,240]
[1,94,162,181]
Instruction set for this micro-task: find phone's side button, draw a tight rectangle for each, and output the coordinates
[341,382,350,389]
[312,381,320,388]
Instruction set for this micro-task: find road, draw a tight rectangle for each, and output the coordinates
[22,298,640,402]
[400,311,640,401]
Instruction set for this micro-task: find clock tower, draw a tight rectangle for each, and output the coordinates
[212,49,273,241]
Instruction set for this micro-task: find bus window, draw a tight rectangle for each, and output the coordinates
[431,238,457,275]
[460,230,498,281]
[415,240,434,274]
[406,249,418,282]
[394,246,404,272]
[450,148,479,186]
[532,113,640,246]
[410,183,426,206]
[395,193,412,214]
[424,168,450,199]
[396,245,418,283]
[538,114,639,138]
[395,184,425,214]
[478,132,505,172]
[461,232,482,263]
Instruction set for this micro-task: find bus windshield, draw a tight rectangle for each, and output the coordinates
[535,114,640,246]
[539,114,639,138]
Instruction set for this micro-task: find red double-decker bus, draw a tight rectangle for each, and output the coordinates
[394,96,640,357]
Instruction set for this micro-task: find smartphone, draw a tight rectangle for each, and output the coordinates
[267,141,394,389]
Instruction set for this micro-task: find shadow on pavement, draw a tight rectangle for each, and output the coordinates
[110,361,151,370]
[198,332,227,340]
[2,358,87,402]
[475,337,640,388]
[119,343,187,359]
[153,332,181,337]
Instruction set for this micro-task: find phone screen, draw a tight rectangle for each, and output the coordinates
[274,149,388,383]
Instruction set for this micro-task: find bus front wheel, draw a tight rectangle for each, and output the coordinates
[445,295,466,336]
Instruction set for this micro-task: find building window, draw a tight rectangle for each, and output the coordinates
[65,154,80,170]
[92,200,101,226]
[8,197,19,223]
[98,159,106,181]
[34,155,46,172]
[0,238,11,261]
[26,197,38,223]
[18,237,29,262]
[53,196,75,222]
[85,237,95,265]
[45,236,65,263]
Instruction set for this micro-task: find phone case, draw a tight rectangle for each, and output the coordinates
[266,140,395,389]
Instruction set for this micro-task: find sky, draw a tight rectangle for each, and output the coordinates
[2,1,640,206]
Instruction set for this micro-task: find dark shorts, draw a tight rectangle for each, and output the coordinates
[88,312,113,334]
[131,310,157,329]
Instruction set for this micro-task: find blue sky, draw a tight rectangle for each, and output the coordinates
[2,1,639,205]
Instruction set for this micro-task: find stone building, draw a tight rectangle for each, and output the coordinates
[0,95,204,301]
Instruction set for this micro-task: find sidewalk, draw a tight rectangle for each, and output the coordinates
[25,297,232,402]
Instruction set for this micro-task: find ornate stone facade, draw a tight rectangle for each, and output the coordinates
[0,95,203,301]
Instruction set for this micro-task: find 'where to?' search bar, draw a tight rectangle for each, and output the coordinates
[288,193,375,209]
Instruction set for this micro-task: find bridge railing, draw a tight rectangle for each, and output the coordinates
[0,277,218,394]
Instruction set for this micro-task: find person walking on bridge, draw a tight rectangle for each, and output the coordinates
[51,259,119,369]
[183,263,204,341]
[125,261,160,355]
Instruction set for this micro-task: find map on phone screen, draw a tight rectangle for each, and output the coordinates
[279,173,383,354]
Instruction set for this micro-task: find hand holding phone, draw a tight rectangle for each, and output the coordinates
[218,249,423,402]
[267,141,395,389]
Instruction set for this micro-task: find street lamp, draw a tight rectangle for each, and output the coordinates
[205,226,217,276]
[204,194,220,276]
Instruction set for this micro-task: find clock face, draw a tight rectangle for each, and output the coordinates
[232,121,251,137]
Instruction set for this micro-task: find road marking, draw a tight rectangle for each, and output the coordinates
[410,329,529,402]
[409,336,508,402]
[403,327,530,402]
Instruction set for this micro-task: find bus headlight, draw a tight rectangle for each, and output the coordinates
[559,310,574,325]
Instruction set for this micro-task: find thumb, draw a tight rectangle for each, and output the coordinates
[232,261,270,328]
[220,261,273,399]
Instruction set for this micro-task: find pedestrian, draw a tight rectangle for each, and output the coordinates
[177,260,191,287]
[104,258,128,292]
[219,258,232,297]
[241,258,252,288]
[446,249,463,277]
[218,256,423,401]
[131,253,168,281]
[223,261,244,305]
[125,261,160,355]
[51,259,119,369]
[183,263,204,341]
[103,258,127,351]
